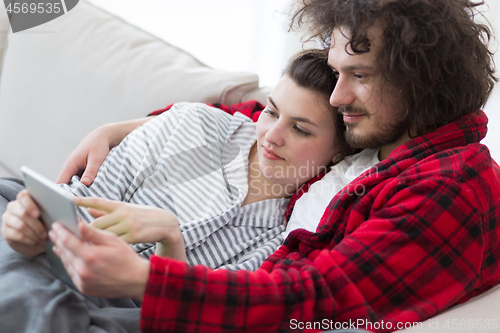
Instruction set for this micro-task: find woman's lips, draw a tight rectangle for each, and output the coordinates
[262,146,284,160]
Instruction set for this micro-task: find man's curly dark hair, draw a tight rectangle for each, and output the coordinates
[290,0,497,136]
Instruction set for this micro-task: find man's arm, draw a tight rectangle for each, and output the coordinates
[139,175,496,331]
[49,174,494,331]
[56,100,264,186]
[56,117,154,185]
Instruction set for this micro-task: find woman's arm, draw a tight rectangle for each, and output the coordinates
[56,117,154,186]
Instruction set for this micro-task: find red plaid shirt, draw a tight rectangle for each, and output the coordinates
[140,109,500,332]
[149,100,265,122]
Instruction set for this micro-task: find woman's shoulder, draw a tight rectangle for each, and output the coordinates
[167,102,247,123]
[158,102,252,140]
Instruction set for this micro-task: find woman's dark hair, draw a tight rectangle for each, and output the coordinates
[290,0,497,136]
[284,49,356,159]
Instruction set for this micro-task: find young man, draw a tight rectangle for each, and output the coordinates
[6,0,500,331]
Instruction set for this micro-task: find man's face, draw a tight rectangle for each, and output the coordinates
[328,25,408,151]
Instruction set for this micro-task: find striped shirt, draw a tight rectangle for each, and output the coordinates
[61,103,288,271]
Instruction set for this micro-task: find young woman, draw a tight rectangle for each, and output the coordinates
[3,49,350,271]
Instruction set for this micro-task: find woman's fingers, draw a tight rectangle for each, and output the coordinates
[92,218,139,243]
[2,214,39,246]
[87,207,108,219]
[17,190,40,219]
[90,213,121,230]
[74,197,121,213]
[5,198,47,243]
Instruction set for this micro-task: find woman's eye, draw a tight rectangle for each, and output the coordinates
[293,125,311,137]
[263,108,278,117]
[354,73,367,80]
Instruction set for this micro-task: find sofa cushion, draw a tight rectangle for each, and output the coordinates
[397,284,500,332]
[0,1,261,180]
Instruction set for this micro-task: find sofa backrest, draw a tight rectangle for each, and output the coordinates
[0,1,267,180]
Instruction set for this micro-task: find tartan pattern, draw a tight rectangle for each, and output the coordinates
[149,100,265,122]
[141,110,500,332]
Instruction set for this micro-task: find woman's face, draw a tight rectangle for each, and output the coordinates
[255,75,341,191]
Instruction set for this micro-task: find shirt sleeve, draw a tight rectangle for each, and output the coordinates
[141,255,329,332]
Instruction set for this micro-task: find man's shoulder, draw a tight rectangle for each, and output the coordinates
[416,142,495,172]
[395,142,500,194]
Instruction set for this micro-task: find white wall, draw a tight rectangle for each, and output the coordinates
[88,0,302,88]
[481,0,500,162]
[89,0,500,162]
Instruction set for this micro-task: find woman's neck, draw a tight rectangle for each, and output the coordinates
[242,143,296,206]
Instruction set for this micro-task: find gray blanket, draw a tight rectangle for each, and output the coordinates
[0,178,141,333]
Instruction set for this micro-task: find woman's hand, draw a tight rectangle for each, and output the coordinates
[50,221,150,300]
[1,190,47,258]
[56,117,154,186]
[75,197,187,261]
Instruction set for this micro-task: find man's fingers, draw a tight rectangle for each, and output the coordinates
[51,233,84,292]
[56,155,86,185]
[50,222,85,253]
[80,162,99,186]
[74,197,121,213]
[56,164,80,185]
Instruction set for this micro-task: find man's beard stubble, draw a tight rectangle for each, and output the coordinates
[339,105,409,150]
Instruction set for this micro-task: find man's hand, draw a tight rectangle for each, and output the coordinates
[56,117,154,186]
[50,221,150,300]
[1,190,47,258]
[56,125,112,186]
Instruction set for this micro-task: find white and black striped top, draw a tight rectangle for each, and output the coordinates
[61,103,288,271]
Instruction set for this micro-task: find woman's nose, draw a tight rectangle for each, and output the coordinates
[264,121,284,146]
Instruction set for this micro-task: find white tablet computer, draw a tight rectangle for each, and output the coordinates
[21,166,103,306]
[21,166,79,236]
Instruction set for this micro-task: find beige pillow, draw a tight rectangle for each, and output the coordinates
[0,1,260,180]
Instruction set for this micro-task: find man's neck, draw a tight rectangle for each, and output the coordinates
[379,132,413,161]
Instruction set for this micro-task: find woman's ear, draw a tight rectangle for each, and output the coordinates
[332,154,343,165]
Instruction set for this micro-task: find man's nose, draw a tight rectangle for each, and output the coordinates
[330,75,355,107]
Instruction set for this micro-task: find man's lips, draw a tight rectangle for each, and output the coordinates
[262,146,284,160]
[339,107,366,123]
[342,113,365,122]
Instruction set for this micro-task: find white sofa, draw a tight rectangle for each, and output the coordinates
[0,1,269,181]
[0,2,498,332]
